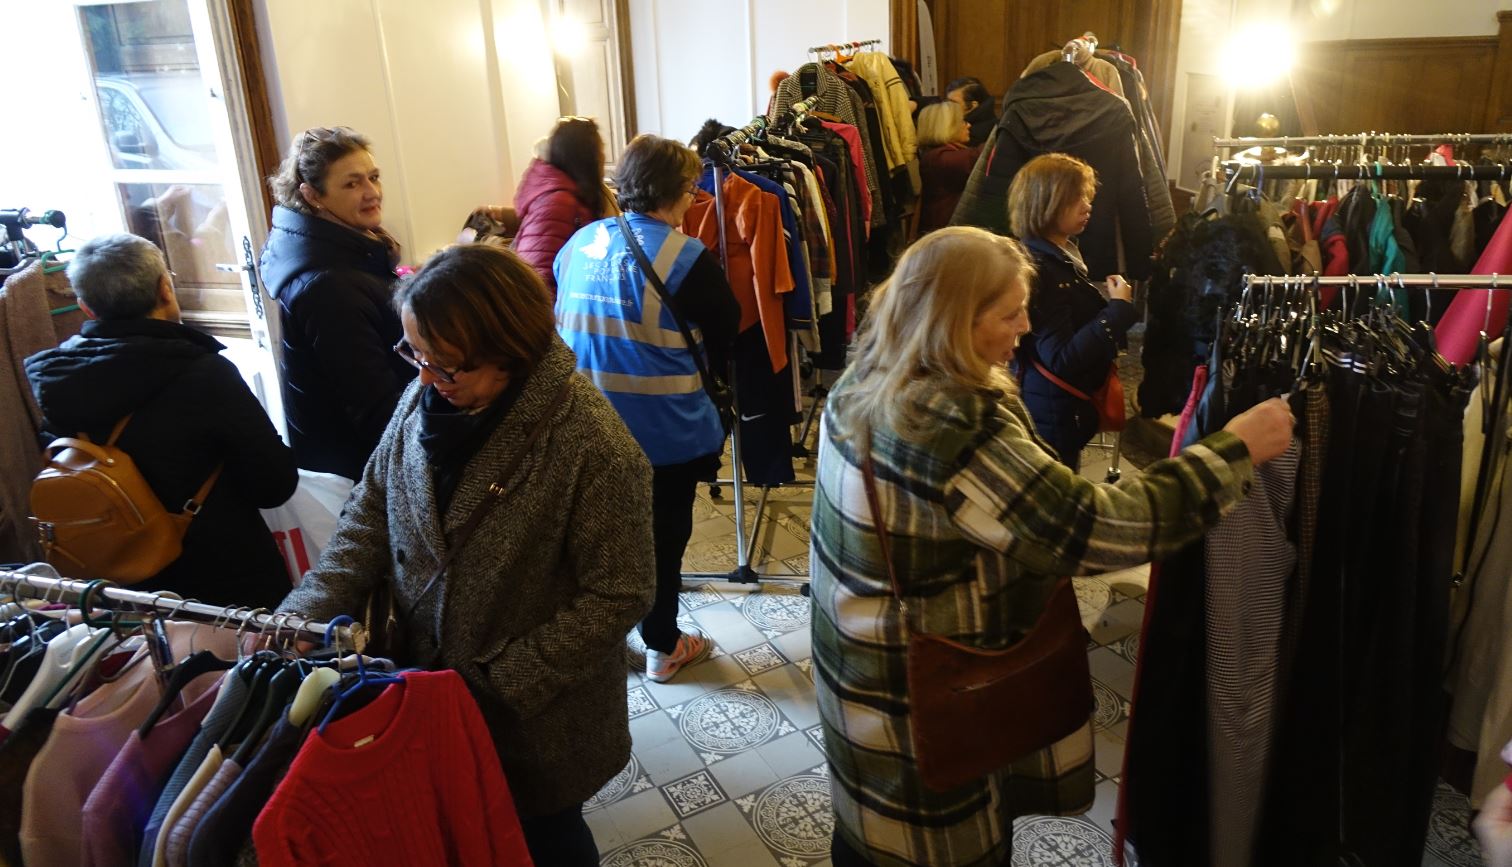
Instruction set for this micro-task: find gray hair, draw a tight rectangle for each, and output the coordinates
[66,234,168,320]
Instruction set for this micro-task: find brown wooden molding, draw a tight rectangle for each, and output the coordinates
[891,0,921,71]
[1489,10,1512,130]
[227,0,279,222]
[1296,35,1499,135]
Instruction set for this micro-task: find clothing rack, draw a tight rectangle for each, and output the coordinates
[1222,162,1510,182]
[1240,273,1511,289]
[1214,133,1512,150]
[807,39,882,55]
[0,568,362,649]
[687,111,823,590]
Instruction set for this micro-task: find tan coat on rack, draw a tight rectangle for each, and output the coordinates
[0,260,87,564]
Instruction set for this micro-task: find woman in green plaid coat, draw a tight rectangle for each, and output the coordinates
[812,227,1294,866]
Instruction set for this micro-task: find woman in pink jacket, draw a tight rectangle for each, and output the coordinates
[484,117,617,297]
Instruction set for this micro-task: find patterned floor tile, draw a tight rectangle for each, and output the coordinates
[689,603,771,654]
[1012,815,1116,866]
[1091,677,1130,733]
[669,685,797,764]
[736,769,835,864]
[628,685,659,720]
[1423,782,1485,866]
[588,755,657,813]
[662,770,730,819]
[600,825,709,867]
[1074,576,1115,627]
[805,724,826,754]
[1111,630,1141,666]
[734,588,812,638]
[734,643,789,677]
[681,583,726,611]
[682,802,776,863]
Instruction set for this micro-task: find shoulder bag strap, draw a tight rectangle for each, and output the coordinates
[406,375,575,613]
[614,214,722,402]
[1030,358,1092,402]
[859,449,912,630]
[102,413,222,519]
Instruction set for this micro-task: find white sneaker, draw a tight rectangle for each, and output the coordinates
[646,628,711,683]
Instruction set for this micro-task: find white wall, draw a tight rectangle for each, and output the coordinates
[628,0,889,145]
[1165,0,1506,187]
[257,0,562,265]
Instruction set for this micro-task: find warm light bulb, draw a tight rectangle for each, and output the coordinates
[551,14,588,58]
[1223,23,1296,89]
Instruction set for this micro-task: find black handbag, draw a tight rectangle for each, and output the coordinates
[361,377,572,660]
[615,214,734,431]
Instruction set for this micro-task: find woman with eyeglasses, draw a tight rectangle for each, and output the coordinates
[276,241,655,866]
[260,126,416,481]
[554,133,740,684]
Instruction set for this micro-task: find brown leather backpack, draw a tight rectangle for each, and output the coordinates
[29,415,220,582]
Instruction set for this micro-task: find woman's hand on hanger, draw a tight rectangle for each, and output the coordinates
[1222,397,1294,466]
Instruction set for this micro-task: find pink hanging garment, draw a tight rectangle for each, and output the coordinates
[1433,212,1512,365]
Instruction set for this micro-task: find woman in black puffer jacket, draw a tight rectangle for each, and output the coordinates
[259,126,415,481]
[1009,153,1136,472]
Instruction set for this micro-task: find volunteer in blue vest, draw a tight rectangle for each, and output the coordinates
[555,134,741,684]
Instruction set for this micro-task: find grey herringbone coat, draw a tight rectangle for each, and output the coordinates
[277,335,654,815]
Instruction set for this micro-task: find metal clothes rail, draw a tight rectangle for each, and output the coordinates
[1223,162,1511,181]
[1214,133,1512,150]
[1241,273,1511,289]
[0,568,363,649]
[807,39,882,55]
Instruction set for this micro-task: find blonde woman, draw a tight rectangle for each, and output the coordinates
[1008,152,1133,471]
[811,226,1292,867]
[915,101,979,233]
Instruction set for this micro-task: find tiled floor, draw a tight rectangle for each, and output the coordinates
[589,431,1487,867]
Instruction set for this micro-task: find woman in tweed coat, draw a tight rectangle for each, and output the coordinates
[275,243,654,866]
[812,227,1293,867]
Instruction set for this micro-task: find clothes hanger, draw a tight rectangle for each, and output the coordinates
[316,616,405,735]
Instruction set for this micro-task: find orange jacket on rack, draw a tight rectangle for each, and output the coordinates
[682,174,794,371]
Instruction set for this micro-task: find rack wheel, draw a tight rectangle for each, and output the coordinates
[1104,468,1122,483]
[709,484,724,499]
[800,584,811,597]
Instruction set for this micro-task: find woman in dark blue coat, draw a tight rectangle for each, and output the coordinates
[1009,153,1136,472]
[259,126,416,481]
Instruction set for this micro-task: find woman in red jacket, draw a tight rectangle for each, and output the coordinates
[916,101,981,234]
[485,117,617,297]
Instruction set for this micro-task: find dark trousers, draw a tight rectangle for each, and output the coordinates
[639,456,713,654]
[520,803,597,866]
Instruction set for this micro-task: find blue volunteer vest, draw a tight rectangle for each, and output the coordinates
[554,214,724,466]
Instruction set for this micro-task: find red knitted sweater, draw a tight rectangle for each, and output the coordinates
[252,670,532,866]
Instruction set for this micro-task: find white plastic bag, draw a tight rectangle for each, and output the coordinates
[261,470,354,585]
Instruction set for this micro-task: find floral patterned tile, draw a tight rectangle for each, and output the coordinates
[735,766,834,866]
[661,770,729,819]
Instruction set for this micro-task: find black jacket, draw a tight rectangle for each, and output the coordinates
[951,63,1154,280]
[25,318,297,608]
[259,206,415,480]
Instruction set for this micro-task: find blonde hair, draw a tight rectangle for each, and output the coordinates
[916,101,964,149]
[1007,153,1096,239]
[830,227,1035,443]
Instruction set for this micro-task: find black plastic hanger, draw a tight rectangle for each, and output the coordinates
[137,649,234,738]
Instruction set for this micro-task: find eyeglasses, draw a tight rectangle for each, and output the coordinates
[393,339,463,384]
